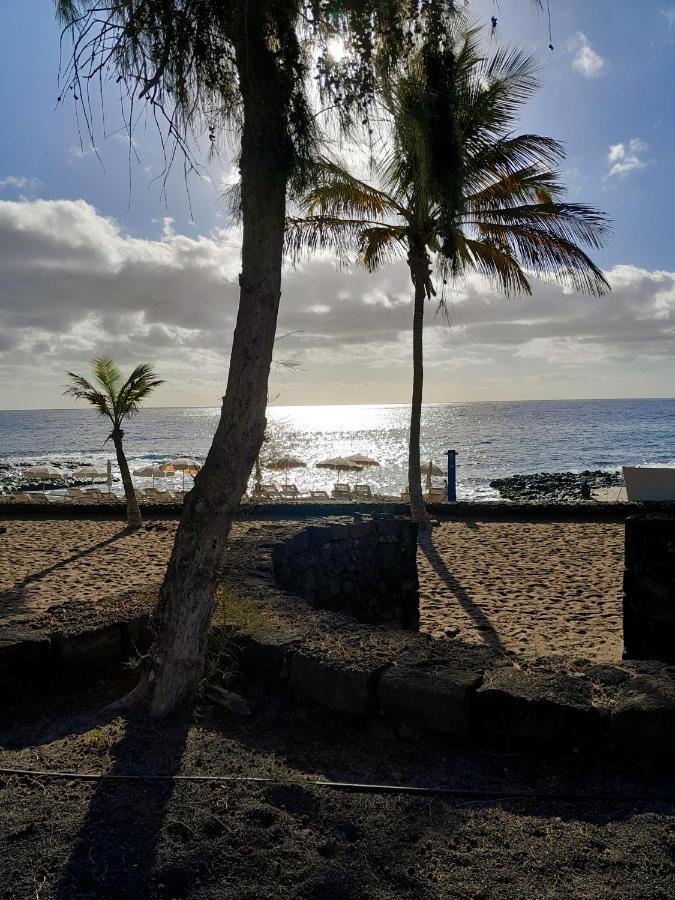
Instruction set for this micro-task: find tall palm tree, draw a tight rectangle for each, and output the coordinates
[64,357,164,529]
[287,29,610,530]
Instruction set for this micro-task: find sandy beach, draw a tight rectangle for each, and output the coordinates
[0,516,625,662]
[418,519,624,662]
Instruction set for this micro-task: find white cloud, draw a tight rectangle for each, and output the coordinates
[605,139,650,179]
[67,144,99,161]
[0,198,673,407]
[569,32,606,78]
[0,175,43,194]
[660,7,675,30]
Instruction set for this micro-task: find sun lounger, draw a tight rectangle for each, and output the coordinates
[352,483,373,500]
[280,484,301,499]
[9,491,39,503]
[66,487,90,501]
[400,488,410,502]
[153,491,174,502]
[309,490,329,499]
[424,487,446,502]
[332,483,352,500]
[259,484,281,499]
[25,492,50,504]
[83,488,115,502]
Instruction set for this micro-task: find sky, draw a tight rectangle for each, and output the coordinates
[0,0,673,409]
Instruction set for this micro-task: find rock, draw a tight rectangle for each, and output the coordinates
[610,672,675,755]
[378,642,497,736]
[235,625,301,682]
[475,666,605,745]
[288,648,384,716]
[51,625,122,667]
[489,470,622,503]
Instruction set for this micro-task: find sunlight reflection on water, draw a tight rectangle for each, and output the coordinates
[1,399,673,499]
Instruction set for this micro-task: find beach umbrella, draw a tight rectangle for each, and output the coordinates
[21,465,64,493]
[420,461,444,478]
[347,453,380,467]
[73,465,107,486]
[267,455,306,486]
[316,456,363,485]
[106,459,113,495]
[160,458,201,491]
[133,465,175,489]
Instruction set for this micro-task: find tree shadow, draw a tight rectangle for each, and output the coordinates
[0,529,130,613]
[418,531,507,654]
[53,713,190,900]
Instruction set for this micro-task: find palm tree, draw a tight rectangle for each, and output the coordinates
[64,357,164,529]
[287,29,610,530]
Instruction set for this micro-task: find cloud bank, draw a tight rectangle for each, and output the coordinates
[0,198,673,407]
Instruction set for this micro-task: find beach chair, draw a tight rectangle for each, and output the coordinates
[260,483,280,499]
[10,491,35,503]
[309,490,329,499]
[352,483,373,500]
[27,493,50,504]
[66,487,89,501]
[400,487,410,502]
[280,484,301,499]
[424,487,446,502]
[332,483,352,500]
[153,491,174,502]
[85,488,113,503]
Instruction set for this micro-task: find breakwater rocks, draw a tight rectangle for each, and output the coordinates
[490,470,623,502]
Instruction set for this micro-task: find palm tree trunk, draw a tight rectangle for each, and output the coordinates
[135,11,292,717]
[112,428,142,530]
[407,245,431,533]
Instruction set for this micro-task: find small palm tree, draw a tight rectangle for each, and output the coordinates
[64,357,164,529]
[287,28,610,530]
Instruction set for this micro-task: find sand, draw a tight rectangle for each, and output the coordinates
[0,519,180,627]
[1,516,625,663]
[418,519,625,662]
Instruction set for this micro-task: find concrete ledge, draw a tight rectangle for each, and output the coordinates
[4,499,673,521]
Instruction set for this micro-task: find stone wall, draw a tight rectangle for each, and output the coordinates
[271,518,419,630]
[623,514,675,663]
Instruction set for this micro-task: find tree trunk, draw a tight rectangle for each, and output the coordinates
[135,11,292,717]
[112,428,142,530]
[407,245,431,533]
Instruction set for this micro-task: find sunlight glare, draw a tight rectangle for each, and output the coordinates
[327,36,347,62]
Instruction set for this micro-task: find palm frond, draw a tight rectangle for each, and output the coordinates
[475,222,611,296]
[303,159,404,220]
[453,232,532,296]
[285,215,389,267]
[117,362,165,419]
[358,226,407,271]
[64,372,112,419]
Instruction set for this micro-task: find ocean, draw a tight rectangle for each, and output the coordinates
[1,399,673,499]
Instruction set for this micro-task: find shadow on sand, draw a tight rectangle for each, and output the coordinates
[418,530,507,654]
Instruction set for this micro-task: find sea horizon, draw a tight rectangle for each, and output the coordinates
[1,394,674,414]
[2,398,673,500]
